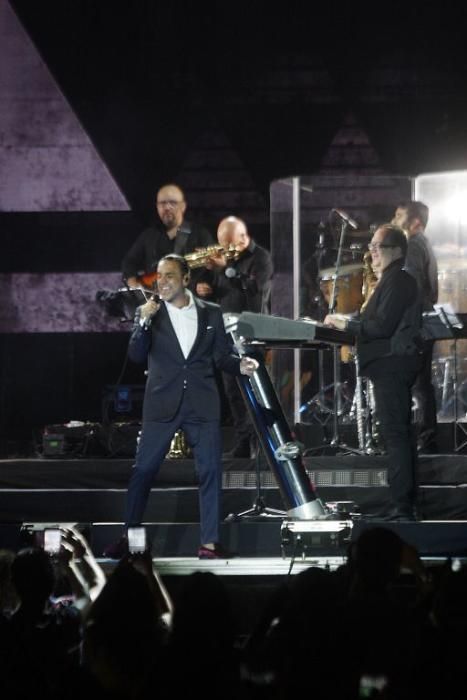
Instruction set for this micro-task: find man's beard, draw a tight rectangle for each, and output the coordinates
[161,212,177,228]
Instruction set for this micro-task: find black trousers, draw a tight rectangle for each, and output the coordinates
[412,340,437,442]
[371,368,418,513]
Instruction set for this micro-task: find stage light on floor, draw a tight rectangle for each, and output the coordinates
[281,518,353,559]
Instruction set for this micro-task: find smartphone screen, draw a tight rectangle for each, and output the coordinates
[128,526,146,553]
[44,528,62,554]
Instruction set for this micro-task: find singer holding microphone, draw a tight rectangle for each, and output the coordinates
[104,253,258,559]
[207,216,274,458]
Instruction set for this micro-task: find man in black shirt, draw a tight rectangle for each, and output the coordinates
[208,216,273,314]
[122,183,213,295]
[209,216,273,457]
[392,201,439,453]
[325,225,422,520]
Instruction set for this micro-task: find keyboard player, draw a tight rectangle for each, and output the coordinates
[324,224,423,522]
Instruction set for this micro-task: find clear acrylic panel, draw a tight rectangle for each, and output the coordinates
[270,175,413,426]
[415,171,467,424]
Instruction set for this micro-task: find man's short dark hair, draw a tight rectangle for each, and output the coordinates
[159,253,190,277]
[379,224,408,257]
[398,200,429,228]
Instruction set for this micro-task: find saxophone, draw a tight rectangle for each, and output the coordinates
[138,244,240,287]
[184,244,240,269]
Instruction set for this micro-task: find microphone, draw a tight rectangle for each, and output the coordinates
[225,267,247,280]
[332,208,358,230]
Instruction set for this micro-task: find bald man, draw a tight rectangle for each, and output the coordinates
[208,216,273,314]
[122,183,214,295]
[208,216,273,458]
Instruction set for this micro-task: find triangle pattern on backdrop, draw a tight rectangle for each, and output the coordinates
[0,1,129,211]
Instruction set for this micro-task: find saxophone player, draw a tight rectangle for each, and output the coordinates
[325,224,423,521]
[208,216,274,458]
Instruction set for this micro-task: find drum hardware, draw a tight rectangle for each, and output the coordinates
[225,447,287,521]
[299,373,354,428]
[349,361,381,455]
[323,211,366,456]
[166,429,191,459]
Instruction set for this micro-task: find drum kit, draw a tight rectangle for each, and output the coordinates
[301,223,381,455]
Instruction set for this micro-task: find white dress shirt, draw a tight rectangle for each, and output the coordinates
[164,289,198,358]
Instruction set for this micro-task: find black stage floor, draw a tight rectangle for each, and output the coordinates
[1,451,467,564]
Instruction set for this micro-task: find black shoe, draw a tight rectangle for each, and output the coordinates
[103,535,128,559]
[363,508,416,522]
[198,543,236,559]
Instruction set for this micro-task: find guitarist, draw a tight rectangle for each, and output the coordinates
[122,182,214,296]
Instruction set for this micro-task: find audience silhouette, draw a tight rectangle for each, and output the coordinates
[0,524,464,699]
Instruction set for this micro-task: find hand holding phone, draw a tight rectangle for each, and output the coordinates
[127,526,147,553]
[44,528,62,555]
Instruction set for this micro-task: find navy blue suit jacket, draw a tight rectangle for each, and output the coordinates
[128,296,241,422]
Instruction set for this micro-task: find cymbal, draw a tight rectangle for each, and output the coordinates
[329,247,364,253]
[348,229,370,238]
[319,263,363,278]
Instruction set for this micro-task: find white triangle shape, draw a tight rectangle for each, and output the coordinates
[0,1,129,211]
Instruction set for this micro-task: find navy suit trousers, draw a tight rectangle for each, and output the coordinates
[125,393,223,545]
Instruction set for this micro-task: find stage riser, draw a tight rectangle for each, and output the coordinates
[0,522,283,557]
[2,520,467,559]
[1,485,467,523]
[2,455,467,491]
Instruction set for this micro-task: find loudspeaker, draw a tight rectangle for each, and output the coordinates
[41,423,104,458]
[103,421,141,457]
[102,384,145,423]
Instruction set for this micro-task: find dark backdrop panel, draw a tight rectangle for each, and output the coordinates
[1,212,143,273]
[0,333,145,452]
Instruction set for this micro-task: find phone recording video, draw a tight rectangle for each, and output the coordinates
[127,526,147,553]
[43,528,62,555]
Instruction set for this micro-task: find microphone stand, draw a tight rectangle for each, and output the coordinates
[328,220,361,455]
[313,234,330,417]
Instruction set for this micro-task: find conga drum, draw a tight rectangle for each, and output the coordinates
[319,263,363,362]
[319,263,364,314]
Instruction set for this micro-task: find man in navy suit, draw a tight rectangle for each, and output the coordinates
[108,254,258,559]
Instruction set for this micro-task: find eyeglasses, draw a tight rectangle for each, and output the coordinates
[368,243,396,251]
[157,199,184,208]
